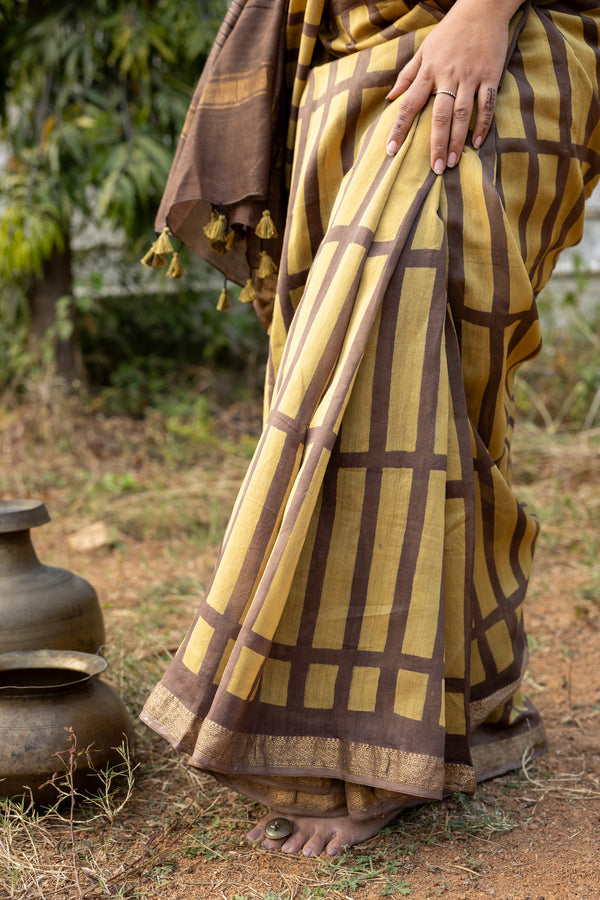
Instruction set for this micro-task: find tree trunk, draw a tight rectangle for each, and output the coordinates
[27,238,83,383]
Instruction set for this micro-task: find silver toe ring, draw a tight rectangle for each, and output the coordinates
[264,816,293,840]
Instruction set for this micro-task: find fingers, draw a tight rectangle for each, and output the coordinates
[445,90,473,167]
[386,89,429,157]
[386,53,422,102]
[430,89,459,173]
[472,83,498,149]
[385,62,434,157]
[387,82,499,172]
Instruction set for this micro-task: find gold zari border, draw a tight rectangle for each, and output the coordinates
[141,684,474,796]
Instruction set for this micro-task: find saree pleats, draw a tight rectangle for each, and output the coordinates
[141,0,600,818]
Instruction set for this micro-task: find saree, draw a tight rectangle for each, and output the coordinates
[141,0,600,819]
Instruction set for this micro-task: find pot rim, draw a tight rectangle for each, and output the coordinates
[0,499,50,532]
[0,649,107,691]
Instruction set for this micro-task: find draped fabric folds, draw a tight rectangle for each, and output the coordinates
[142,0,600,819]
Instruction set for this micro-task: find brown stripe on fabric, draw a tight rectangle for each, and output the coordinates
[273,175,439,431]
[416,1,446,18]
[527,12,579,290]
[498,44,538,268]
[336,464,386,651]
[203,435,306,615]
[214,412,302,552]
[444,164,466,352]
[364,1,411,37]
[580,12,600,94]
[212,0,244,49]
[472,441,530,633]
[331,449,447,470]
[273,256,367,424]
[275,233,383,404]
[505,306,541,370]
[268,641,444,673]
[476,179,512,450]
[507,489,539,596]
[380,257,448,659]
[332,292,398,652]
[470,465,528,702]
[442,310,477,759]
[331,3,358,53]
[410,252,449,459]
[291,60,332,261]
[285,470,345,704]
[339,48,388,178]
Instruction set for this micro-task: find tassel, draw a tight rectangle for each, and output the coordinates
[239,277,257,304]
[217,285,230,311]
[204,212,228,243]
[202,209,218,239]
[154,226,174,254]
[141,244,167,268]
[167,251,185,279]
[255,209,278,240]
[225,228,236,251]
[209,238,228,255]
[257,250,278,279]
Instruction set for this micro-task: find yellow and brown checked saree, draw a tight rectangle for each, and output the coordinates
[141,0,600,818]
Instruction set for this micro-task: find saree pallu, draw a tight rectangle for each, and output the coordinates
[141,0,600,819]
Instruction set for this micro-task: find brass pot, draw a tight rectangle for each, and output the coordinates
[0,499,105,654]
[0,649,134,804]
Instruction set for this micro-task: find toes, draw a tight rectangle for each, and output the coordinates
[281,830,308,854]
[301,829,334,858]
[325,836,345,856]
[246,826,263,843]
[262,837,287,850]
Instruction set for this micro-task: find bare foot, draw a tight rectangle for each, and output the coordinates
[246,809,398,857]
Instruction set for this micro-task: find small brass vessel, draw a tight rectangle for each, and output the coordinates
[0,649,134,804]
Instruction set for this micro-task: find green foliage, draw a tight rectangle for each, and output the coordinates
[0,0,225,282]
[75,260,268,416]
[0,0,233,386]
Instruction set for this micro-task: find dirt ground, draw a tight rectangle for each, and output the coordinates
[1,399,599,900]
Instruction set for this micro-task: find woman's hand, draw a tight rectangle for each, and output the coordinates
[385,0,523,172]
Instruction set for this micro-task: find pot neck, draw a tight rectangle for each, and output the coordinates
[0,529,42,576]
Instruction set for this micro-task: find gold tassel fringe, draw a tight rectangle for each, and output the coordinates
[217,286,230,311]
[141,245,167,268]
[255,209,278,240]
[209,239,228,255]
[154,227,174,255]
[204,212,228,243]
[167,251,185,279]
[257,250,278,279]
[202,209,219,238]
[239,278,257,304]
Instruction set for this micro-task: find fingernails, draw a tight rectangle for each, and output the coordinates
[473,135,483,148]
[386,140,398,156]
[447,151,458,168]
[433,158,444,175]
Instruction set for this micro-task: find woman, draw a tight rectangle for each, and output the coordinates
[141,0,600,857]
